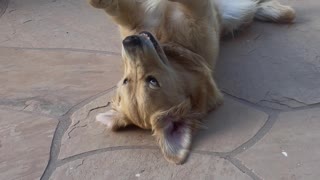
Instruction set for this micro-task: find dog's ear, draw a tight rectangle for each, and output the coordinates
[153,116,193,164]
[151,99,203,164]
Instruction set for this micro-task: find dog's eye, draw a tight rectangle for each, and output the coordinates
[146,76,160,89]
[123,78,128,85]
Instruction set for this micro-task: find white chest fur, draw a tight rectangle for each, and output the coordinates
[143,0,165,29]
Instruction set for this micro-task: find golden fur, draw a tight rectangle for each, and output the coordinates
[91,0,295,164]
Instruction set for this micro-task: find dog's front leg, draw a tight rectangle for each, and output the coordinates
[89,0,144,29]
[168,0,212,17]
[96,110,131,131]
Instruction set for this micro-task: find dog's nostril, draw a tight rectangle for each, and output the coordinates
[123,35,141,47]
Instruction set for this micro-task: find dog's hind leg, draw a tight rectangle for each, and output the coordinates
[215,0,258,33]
[216,0,295,33]
[255,0,295,23]
[88,0,144,29]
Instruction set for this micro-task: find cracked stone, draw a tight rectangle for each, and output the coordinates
[51,150,251,180]
[0,47,122,116]
[0,0,120,52]
[0,109,58,180]
[215,0,320,109]
[58,90,155,159]
[59,95,267,159]
[237,107,320,180]
[0,0,8,18]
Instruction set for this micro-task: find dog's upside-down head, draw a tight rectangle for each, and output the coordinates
[96,32,222,164]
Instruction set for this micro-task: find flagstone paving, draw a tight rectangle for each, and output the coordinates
[0,109,57,180]
[1,0,320,180]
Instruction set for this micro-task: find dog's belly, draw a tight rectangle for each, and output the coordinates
[119,0,221,68]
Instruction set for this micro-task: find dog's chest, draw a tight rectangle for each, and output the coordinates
[142,0,164,29]
[142,1,184,28]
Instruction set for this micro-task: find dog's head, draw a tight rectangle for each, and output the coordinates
[97,31,221,164]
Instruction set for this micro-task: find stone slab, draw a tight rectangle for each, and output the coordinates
[0,109,58,180]
[237,107,320,180]
[0,0,120,52]
[58,91,155,159]
[52,150,251,180]
[0,47,122,116]
[194,97,268,152]
[0,0,8,17]
[215,0,320,109]
[59,96,267,159]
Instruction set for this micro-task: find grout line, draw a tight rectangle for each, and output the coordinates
[227,157,262,180]
[40,86,117,180]
[223,91,320,113]
[0,46,121,56]
[194,111,277,179]
[0,0,9,18]
[41,116,70,180]
[228,112,278,157]
[192,149,228,158]
[57,146,159,167]
[222,91,280,115]
[283,102,320,112]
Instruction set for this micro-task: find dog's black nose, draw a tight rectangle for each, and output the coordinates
[123,35,141,47]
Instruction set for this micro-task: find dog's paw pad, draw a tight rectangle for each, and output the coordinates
[96,111,116,129]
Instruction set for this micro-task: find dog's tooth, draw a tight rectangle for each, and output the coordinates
[141,33,150,39]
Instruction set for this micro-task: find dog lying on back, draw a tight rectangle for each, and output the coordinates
[89,0,295,164]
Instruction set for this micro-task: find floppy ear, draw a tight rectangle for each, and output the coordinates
[151,99,203,164]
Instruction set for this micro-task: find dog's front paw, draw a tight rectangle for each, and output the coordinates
[96,110,117,130]
[88,0,114,9]
[96,110,129,131]
[214,92,224,107]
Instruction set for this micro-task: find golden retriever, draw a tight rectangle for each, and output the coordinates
[89,0,295,164]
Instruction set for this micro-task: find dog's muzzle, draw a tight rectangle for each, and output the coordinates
[123,35,142,47]
[122,32,164,61]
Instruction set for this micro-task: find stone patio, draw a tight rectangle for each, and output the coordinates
[0,0,319,179]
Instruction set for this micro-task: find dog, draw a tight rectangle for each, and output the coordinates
[89,0,295,164]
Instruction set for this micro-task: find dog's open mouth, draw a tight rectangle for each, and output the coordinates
[139,31,162,55]
[122,31,166,62]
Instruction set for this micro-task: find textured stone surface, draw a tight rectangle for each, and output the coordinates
[216,0,320,109]
[59,96,267,159]
[0,109,58,180]
[0,0,120,52]
[1,0,320,179]
[58,90,155,159]
[194,97,268,152]
[0,47,122,116]
[0,0,8,17]
[52,150,251,180]
[237,107,320,180]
